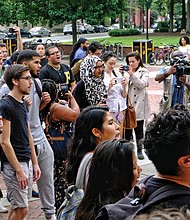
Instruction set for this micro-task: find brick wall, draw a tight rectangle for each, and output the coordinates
[61,44,133,56]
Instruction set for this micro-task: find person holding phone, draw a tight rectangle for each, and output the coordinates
[123,52,150,160]
[102,51,128,137]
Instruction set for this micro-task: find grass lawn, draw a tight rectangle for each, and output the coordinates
[63,32,189,47]
[94,32,190,47]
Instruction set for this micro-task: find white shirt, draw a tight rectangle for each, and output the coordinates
[104,71,127,112]
[179,45,190,59]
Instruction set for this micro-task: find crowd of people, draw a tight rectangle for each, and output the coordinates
[0,28,190,220]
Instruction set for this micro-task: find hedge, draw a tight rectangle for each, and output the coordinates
[108,28,141,36]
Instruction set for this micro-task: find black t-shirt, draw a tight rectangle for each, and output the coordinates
[145,177,190,208]
[95,176,190,220]
[0,95,31,162]
[40,57,48,67]
[39,63,75,86]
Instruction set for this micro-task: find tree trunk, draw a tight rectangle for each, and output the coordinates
[72,20,77,44]
[169,0,174,32]
[181,0,186,30]
[187,0,190,33]
[120,12,124,29]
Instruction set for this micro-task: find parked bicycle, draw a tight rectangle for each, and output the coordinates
[100,40,125,61]
[148,43,179,66]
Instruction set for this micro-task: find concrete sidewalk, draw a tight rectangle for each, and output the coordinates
[0,64,162,219]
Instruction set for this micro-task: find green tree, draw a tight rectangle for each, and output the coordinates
[49,0,128,43]
[187,0,190,33]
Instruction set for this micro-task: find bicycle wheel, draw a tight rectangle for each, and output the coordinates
[45,38,54,48]
[57,45,64,58]
[155,53,164,65]
[148,52,156,65]
[117,44,124,61]
[163,52,171,66]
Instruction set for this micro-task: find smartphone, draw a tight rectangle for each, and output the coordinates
[122,65,129,71]
[9,28,15,33]
[115,77,124,83]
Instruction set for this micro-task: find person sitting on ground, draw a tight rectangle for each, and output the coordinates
[95,104,190,220]
[75,139,142,220]
[73,56,107,111]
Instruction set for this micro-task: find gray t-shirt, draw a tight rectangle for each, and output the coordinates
[29,78,46,144]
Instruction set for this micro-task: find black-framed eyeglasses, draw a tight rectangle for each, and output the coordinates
[19,76,32,81]
[49,51,61,56]
[94,64,105,69]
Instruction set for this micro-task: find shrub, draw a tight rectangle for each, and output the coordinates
[157,21,169,32]
[108,28,141,36]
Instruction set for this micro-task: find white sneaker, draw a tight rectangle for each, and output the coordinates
[0,204,8,213]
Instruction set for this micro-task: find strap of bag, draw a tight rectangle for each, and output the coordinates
[34,79,42,99]
[75,153,93,189]
[127,95,133,107]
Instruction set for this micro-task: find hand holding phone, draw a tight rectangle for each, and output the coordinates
[9,28,15,33]
[115,77,125,83]
[122,65,129,71]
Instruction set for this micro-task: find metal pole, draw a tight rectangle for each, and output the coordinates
[146,0,149,40]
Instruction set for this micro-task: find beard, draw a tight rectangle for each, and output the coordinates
[30,70,38,78]
[83,46,88,51]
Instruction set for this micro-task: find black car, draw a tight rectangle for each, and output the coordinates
[7,28,32,39]
[93,25,107,33]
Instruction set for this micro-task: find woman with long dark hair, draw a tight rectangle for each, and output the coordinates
[124,52,150,160]
[66,105,120,185]
[75,139,142,220]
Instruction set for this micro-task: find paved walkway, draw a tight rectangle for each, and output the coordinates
[0,63,162,219]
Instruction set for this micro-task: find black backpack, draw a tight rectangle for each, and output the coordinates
[96,176,190,220]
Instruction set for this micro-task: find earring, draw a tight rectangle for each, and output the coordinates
[98,135,102,139]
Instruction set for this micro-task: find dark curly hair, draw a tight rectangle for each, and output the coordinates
[179,36,190,46]
[144,104,190,176]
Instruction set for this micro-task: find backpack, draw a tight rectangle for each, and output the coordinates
[57,185,84,220]
[96,176,190,220]
[56,153,91,219]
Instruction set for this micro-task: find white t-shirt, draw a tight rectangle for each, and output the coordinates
[179,45,190,59]
[104,71,127,112]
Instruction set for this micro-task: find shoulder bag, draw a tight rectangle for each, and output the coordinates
[124,95,137,129]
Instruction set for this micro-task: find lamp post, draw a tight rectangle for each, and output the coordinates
[146,0,149,40]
